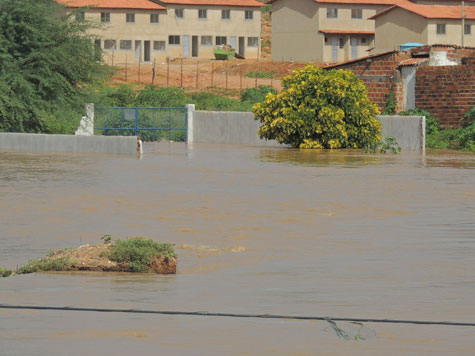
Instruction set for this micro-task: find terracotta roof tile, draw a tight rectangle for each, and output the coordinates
[319,29,374,34]
[369,3,475,20]
[398,58,428,66]
[58,0,166,10]
[323,50,397,68]
[314,0,407,5]
[156,0,263,6]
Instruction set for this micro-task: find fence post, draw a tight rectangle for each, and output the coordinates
[135,107,139,136]
[125,54,127,82]
[167,59,170,87]
[211,61,214,88]
[225,65,228,90]
[180,58,183,88]
[240,67,242,91]
[186,103,195,144]
[152,58,156,85]
[196,60,199,89]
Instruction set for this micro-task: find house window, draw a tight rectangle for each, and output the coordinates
[120,40,132,50]
[325,36,328,43]
[75,11,85,21]
[153,41,166,51]
[126,13,135,23]
[175,8,184,18]
[104,39,116,50]
[198,9,207,19]
[351,8,362,19]
[339,38,344,48]
[436,23,446,35]
[169,35,180,45]
[361,37,367,44]
[150,14,159,23]
[101,12,110,23]
[245,10,253,20]
[464,24,471,35]
[247,37,258,47]
[327,8,338,19]
[201,36,212,46]
[222,10,230,19]
[216,36,227,45]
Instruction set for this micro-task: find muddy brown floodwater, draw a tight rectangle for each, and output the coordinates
[1,143,474,355]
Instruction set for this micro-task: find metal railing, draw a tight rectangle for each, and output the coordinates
[94,106,187,142]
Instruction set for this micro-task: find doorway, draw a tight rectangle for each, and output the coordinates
[192,36,198,57]
[238,37,245,57]
[144,41,151,62]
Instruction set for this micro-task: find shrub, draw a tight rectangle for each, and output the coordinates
[107,237,176,272]
[17,257,77,274]
[241,85,277,104]
[458,107,475,151]
[253,65,381,149]
[245,70,275,79]
[0,267,13,277]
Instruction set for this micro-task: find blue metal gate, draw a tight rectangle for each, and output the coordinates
[94,106,187,142]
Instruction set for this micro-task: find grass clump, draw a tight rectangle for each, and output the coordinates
[245,70,275,79]
[107,237,176,273]
[17,257,78,274]
[0,267,13,277]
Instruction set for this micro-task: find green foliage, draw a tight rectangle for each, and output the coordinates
[245,70,275,79]
[458,107,475,151]
[398,108,439,135]
[261,5,272,13]
[0,0,110,133]
[17,257,77,274]
[190,92,244,111]
[253,65,382,149]
[241,85,277,104]
[101,234,112,243]
[364,136,401,154]
[399,107,475,151]
[382,91,396,115]
[0,267,13,277]
[107,237,176,273]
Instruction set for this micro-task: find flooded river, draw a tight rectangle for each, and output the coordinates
[1,143,474,355]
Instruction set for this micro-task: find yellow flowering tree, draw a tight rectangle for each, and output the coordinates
[253,65,382,149]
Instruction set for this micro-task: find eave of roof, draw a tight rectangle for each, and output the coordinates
[155,0,263,6]
[319,29,374,34]
[369,3,475,20]
[315,0,402,5]
[58,0,166,10]
[323,50,397,68]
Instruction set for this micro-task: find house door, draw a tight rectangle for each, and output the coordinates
[144,41,151,62]
[192,36,198,57]
[331,38,338,62]
[351,38,358,59]
[230,36,237,50]
[135,40,141,62]
[238,37,245,57]
[183,35,190,57]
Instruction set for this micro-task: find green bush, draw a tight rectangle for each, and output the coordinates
[17,257,77,274]
[253,65,381,149]
[241,85,277,104]
[107,238,176,273]
[0,267,13,277]
[245,70,275,79]
[458,107,475,151]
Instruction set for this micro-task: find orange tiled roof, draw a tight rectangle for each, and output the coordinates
[58,0,166,10]
[314,0,404,5]
[398,57,428,66]
[156,0,263,6]
[319,29,374,34]
[369,3,475,20]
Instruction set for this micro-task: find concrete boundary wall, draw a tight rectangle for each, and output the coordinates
[188,107,425,151]
[376,115,425,152]
[189,107,283,147]
[0,133,138,155]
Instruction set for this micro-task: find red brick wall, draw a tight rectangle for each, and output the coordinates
[415,63,475,127]
[327,51,410,113]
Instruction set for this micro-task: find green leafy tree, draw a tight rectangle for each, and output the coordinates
[0,0,109,133]
[253,65,382,149]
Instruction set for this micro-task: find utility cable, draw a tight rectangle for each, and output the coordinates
[0,304,474,327]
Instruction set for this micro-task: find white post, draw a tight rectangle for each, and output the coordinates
[186,103,195,144]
